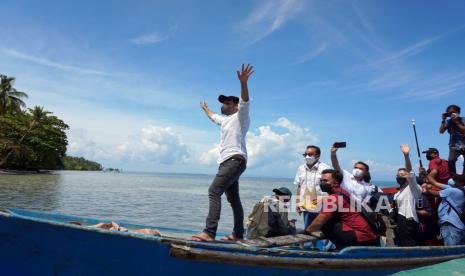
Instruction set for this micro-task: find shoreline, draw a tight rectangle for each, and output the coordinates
[0,169,52,175]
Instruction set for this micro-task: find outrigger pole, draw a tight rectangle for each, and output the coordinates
[411,119,423,168]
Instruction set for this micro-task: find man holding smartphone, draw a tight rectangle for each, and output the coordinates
[330,142,375,202]
[440,105,465,175]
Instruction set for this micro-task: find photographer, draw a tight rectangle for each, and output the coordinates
[440,105,465,175]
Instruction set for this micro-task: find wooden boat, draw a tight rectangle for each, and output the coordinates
[1,208,465,275]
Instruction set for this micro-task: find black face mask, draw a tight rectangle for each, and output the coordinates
[426,155,433,161]
[221,103,235,115]
[320,182,332,193]
[396,176,407,186]
[221,105,229,115]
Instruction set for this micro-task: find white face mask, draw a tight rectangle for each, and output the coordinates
[305,156,318,167]
[352,168,364,178]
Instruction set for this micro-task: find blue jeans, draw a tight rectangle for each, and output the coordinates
[303,211,319,229]
[303,211,334,250]
[441,223,465,246]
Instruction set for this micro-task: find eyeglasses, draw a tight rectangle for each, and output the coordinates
[302,153,315,157]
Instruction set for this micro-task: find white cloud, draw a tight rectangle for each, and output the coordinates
[67,129,112,162]
[67,124,192,169]
[370,35,443,67]
[0,48,122,77]
[200,117,319,172]
[115,125,190,165]
[295,42,328,64]
[130,24,178,45]
[238,0,304,45]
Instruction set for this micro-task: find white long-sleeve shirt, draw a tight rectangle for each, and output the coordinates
[210,100,250,164]
[393,172,422,223]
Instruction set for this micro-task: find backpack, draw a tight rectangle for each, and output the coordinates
[336,192,387,236]
[368,186,390,216]
[246,198,270,239]
[443,187,465,225]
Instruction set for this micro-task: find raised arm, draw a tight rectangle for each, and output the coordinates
[425,184,441,197]
[236,64,254,102]
[330,146,342,172]
[439,113,447,134]
[427,169,447,190]
[400,144,412,172]
[200,101,214,119]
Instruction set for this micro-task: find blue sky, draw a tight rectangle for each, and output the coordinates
[1,0,465,180]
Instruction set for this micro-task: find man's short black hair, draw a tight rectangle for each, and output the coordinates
[321,169,343,184]
[446,104,461,113]
[306,145,321,156]
[355,161,370,172]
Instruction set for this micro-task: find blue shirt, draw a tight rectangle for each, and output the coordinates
[438,186,465,229]
[446,117,465,149]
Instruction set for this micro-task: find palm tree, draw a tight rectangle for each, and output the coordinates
[0,106,51,167]
[0,74,28,115]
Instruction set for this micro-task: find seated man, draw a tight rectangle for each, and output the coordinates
[305,169,379,249]
[246,187,296,239]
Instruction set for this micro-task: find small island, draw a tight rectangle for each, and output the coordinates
[0,74,103,173]
[62,156,103,171]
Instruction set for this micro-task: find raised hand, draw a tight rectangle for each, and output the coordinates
[442,112,448,121]
[237,64,254,83]
[200,101,208,111]
[400,144,410,155]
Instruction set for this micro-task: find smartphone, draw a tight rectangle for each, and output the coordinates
[333,142,346,148]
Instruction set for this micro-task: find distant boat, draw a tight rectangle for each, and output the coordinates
[1,208,465,275]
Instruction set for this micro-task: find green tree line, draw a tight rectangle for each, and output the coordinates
[62,156,103,171]
[0,74,102,171]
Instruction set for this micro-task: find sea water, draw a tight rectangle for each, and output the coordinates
[0,171,394,232]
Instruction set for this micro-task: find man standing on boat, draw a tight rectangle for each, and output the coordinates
[190,64,254,242]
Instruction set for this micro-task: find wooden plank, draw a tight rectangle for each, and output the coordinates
[169,244,465,271]
[246,233,324,247]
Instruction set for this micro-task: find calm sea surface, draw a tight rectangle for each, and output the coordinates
[0,171,395,233]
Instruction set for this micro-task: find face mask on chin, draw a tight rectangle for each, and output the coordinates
[396,176,407,186]
[352,168,364,178]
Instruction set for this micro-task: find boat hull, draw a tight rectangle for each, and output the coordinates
[1,209,464,275]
